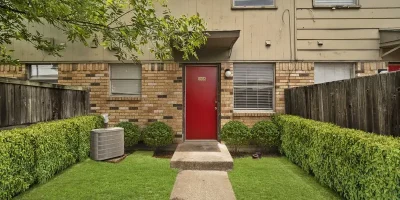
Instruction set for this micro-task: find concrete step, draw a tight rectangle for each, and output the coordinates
[170,170,236,200]
[170,141,233,171]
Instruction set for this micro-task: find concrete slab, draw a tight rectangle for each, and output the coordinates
[170,170,236,200]
[170,141,233,171]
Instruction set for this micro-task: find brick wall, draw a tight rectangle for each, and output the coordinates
[221,62,314,127]
[0,61,388,132]
[220,63,234,127]
[275,62,315,113]
[0,64,26,79]
[355,62,387,77]
[58,63,183,136]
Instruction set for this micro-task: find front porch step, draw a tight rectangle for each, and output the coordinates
[170,141,233,171]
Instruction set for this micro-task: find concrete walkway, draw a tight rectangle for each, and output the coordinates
[170,170,236,200]
[170,142,236,200]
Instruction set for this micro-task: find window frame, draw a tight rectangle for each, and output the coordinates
[109,64,142,97]
[313,0,360,8]
[28,64,58,83]
[233,63,275,112]
[231,0,277,10]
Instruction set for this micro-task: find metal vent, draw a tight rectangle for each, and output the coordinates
[90,127,124,161]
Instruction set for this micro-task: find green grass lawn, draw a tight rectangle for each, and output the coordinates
[229,156,341,200]
[15,151,177,200]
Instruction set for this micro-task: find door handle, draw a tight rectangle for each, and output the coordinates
[215,107,218,110]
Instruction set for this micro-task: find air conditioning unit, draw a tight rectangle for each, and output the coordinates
[90,127,124,161]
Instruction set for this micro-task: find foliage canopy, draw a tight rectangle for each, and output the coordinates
[0,0,207,64]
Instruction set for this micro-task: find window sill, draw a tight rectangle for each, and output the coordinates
[106,96,141,101]
[233,111,275,117]
[231,6,278,10]
[313,5,361,9]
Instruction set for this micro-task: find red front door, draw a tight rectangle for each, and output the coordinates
[186,66,218,140]
[388,63,400,72]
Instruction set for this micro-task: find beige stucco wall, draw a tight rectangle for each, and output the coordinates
[295,0,400,61]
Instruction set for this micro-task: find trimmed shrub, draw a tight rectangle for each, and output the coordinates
[251,120,280,148]
[0,129,35,200]
[221,121,250,152]
[115,122,141,147]
[0,115,104,199]
[275,115,400,200]
[142,122,173,148]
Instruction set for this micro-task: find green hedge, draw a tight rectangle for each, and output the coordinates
[221,121,250,152]
[115,122,141,147]
[0,115,104,199]
[142,122,174,148]
[251,120,280,149]
[274,115,400,200]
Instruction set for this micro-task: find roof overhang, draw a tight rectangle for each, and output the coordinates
[380,29,400,58]
[172,30,240,61]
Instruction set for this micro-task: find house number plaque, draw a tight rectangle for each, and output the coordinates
[198,77,206,81]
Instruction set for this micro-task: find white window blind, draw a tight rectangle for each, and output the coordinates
[29,64,58,83]
[234,64,274,111]
[314,0,357,6]
[110,64,141,96]
[233,0,274,7]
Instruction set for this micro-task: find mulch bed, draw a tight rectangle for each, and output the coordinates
[104,154,128,163]
[153,151,174,159]
[230,152,282,159]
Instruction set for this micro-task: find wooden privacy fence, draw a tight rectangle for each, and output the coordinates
[0,77,90,128]
[284,71,400,137]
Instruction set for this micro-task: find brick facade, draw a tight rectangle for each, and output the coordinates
[355,62,387,77]
[57,63,183,136]
[0,61,389,137]
[275,62,315,113]
[0,64,26,79]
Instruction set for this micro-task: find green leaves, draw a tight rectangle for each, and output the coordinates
[115,122,141,147]
[251,120,280,149]
[142,121,173,148]
[275,115,400,200]
[0,115,104,199]
[221,121,251,152]
[1,0,207,64]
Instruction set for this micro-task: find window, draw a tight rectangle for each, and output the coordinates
[29,64,58,83]
[314,63,354,84]
[234,64,274,111]
[232,0,275,8]
[110,64,141,96]
[314,0,358,7]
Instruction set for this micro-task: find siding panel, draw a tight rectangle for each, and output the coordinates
[297,0,400,8]
[297,8,400,19]
[296,0,400,61]
[297,29,379,40]
[297,50,380,61]
[297,40,380,50]
[297,19,400,29]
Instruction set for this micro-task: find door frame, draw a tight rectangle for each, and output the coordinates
[182,64,221,142]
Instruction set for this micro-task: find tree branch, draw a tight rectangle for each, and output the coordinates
[0,4,108,29]
[107,9,135,26]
